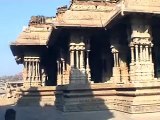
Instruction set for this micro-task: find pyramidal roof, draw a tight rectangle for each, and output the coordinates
[11,0,160,46]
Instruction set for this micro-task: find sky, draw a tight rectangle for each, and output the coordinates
[0,0,70,76]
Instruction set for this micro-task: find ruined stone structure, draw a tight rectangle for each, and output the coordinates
[10,0,160,114]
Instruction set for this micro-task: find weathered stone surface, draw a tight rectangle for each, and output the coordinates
[124,0,160,14]
[8,0,160,116]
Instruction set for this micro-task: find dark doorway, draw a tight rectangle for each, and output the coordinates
[90,31,113,83]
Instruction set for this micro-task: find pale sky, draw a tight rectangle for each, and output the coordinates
[0,0,70,76]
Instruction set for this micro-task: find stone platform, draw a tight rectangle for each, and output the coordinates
[5,81,160,114]
[56,81,160,113]
[1,82,160,119]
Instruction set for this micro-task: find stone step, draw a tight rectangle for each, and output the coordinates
[16,86,58,106]
[17,96,55,106]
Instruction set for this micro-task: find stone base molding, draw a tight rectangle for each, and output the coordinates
[55,82,160,113]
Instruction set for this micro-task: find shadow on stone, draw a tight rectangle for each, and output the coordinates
[55,77,114,120]
[13,83,114,120]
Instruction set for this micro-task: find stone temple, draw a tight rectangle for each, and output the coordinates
[3,0,160,119]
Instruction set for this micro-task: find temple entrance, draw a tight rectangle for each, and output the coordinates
[41,47,58,86]
[90,31,113,83]
[42,30,70,86]
[151,17,160,79]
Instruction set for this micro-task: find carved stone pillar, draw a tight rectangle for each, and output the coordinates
[41,67,47,86]
[86,41,91,82]
[62,58,65,73]
[23,56,42,87]
[110,45,120,83]
[70,43,75,68]
[69,33,88,84]
[130,43,135,64]
[76,50,79,69]
[149,45,153,63]
[140,45,143,62]
[129,16,154,82]
[146,45,149,61]
[57,61,60,75]
[119,47,129,83]
[143,45,146,62]
[57,60,62,85]
[135,45,139,63]
[129,43,135,81]
[80,50,84,69]
[69,42,77,83]
[79,43,85,70]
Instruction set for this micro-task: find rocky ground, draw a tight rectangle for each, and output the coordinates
[0,73,22,95]
[0,79,6,94]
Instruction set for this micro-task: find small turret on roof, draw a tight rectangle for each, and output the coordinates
[11,16,54,46]
[57,5,68,14]
[29,16,46,25]
[72,0,120,3]
[29,16,55,26]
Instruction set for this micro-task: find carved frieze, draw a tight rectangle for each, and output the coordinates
[71,4,114,11]
[131,18,152,45]
[124,0,160,13]
[19,33,48,41]
[62,10,118,24]
[24,26,52,33]
[64,11,100,20]
[125,0,160,6]
[72,0,119,3]
[132,38,152,45]
[71,5,96,11]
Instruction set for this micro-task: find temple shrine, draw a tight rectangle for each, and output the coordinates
[9,0,160,114]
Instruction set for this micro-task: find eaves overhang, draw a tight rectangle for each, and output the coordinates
[54,0,160,29]
[122,0,160,15]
